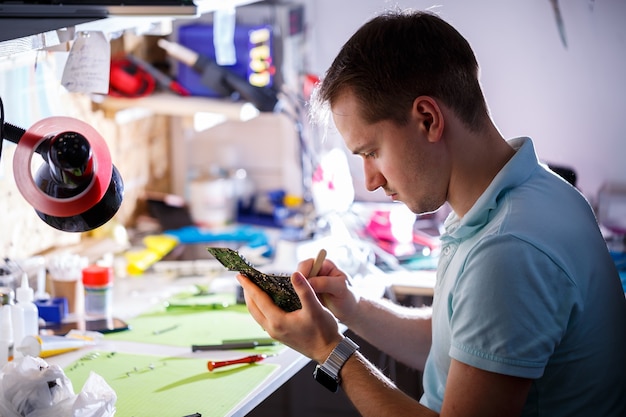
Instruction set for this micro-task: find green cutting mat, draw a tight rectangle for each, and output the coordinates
[105,293,280,353]
[65,351,278,417]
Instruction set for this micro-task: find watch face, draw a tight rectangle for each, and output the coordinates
[314,366,339,393]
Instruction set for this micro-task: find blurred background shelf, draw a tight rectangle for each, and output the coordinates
[0,0,261,56]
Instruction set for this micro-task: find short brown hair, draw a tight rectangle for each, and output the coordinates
[311,10,490,131]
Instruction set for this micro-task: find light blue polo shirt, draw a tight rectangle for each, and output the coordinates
[420,137,626,416]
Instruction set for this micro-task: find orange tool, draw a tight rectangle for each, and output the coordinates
[207,354,270,372]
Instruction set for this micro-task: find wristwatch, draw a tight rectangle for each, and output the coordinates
[313,337,359,392]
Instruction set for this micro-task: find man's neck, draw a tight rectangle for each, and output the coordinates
[447,124,514,218]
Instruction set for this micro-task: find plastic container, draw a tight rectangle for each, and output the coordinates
[0,287,16,362]
[0,305,14,366]
[14,273,39,352]
[0,287,14,306]
[18,333,97,358]
[82,266,113,320]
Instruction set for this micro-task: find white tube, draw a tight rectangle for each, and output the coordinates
[17,334,96,358]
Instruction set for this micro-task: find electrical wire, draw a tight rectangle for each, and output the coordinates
[275,87,318,205]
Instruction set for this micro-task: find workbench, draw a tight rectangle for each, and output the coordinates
[46,269,311,417]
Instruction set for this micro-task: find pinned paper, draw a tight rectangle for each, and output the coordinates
[61,31,110,94]
[213,7,236,66]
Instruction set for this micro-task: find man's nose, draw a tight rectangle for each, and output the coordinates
[364,163,385,192]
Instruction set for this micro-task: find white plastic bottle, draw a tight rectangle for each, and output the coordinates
[14,274,39,346]
[10,301,24,359]
[0,305,14,367]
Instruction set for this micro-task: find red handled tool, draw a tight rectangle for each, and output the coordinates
[207,354,270,372]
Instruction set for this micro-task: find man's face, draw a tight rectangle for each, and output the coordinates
[331,92,448,214]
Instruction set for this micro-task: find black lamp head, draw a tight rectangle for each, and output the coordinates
[3,117,124,233]
[33,131,124,232]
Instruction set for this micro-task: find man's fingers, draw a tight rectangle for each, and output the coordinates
[291,271,322,310]
[236,274,269,325]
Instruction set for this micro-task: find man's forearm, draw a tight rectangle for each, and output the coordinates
[346,297,432,370]
[340,352,438,417]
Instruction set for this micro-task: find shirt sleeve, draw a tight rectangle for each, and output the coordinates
[448,234,579,379]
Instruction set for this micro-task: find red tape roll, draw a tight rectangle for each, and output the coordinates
[13,117,113,217]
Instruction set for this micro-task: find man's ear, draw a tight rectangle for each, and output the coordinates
[412,96,444,143]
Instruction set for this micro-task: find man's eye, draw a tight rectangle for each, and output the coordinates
[364,151,376,159]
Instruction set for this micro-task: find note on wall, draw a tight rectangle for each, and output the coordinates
[61,31,110,94]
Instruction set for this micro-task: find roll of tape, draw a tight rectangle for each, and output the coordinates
[13,116,113,217]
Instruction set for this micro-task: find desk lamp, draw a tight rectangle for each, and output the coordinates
[1,100,124,232]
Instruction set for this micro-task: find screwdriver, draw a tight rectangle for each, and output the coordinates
[207,354,270,372]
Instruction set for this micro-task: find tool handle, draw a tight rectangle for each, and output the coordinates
[157,39,198,67]
[309,249,327,277]
[207,354,266,371]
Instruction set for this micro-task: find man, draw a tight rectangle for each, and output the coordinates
[237,10,626,417]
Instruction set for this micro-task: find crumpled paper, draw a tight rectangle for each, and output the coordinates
[0,356,116,417]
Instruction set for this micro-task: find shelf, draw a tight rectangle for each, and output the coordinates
[0,0,261,58]
[95,93,254,122]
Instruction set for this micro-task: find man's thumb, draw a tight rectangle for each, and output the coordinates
[291,271,317,308]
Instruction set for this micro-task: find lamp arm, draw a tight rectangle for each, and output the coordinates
[2,122,50,156]
[2,122,25,145]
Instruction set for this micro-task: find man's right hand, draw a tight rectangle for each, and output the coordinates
[298,257,361,327]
